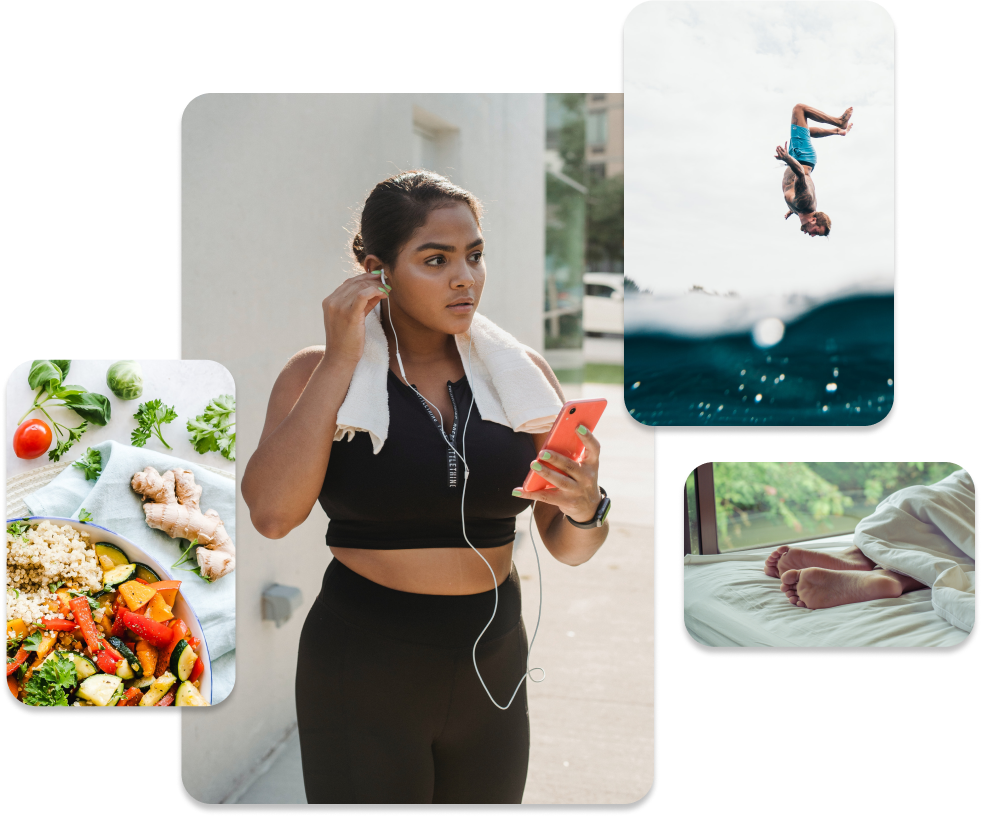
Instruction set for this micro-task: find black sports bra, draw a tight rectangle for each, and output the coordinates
[319,370,537,549]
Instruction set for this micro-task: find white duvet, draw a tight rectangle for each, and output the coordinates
[854,469,975,633]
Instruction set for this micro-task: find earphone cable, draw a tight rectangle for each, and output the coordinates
[385,288,545,709]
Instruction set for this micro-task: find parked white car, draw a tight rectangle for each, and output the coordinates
[583,272,624,335]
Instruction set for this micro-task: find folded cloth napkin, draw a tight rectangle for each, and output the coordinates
[23,440,236,703]
[334,306,564,453]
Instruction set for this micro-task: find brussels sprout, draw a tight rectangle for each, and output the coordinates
[106,361,144,401]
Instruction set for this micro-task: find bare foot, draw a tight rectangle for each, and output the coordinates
[763,545,876,579]
[835,122,853,136]
[839,106,853,129]
[779,567,903,609]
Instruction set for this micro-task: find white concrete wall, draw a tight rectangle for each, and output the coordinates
[180,93,546,803]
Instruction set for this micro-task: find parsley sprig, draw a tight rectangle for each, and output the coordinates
[187,394,236,461]
[72,447,102,481]
[23,653,77,706]
[131,399,178,450]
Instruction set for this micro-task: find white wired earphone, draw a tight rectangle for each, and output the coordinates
[380,267,545,710]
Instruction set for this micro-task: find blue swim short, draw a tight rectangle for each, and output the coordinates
[789,124,816,168]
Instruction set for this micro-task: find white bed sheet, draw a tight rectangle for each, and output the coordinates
[684,535,969,647]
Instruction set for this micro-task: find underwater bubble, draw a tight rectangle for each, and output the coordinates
[822,405,828,412]
[632,381,641,390]
[856,406,861,413]
[779,374,785,381]
[755,394,762,403]
[717,405,723,411]
[833,368,839,377]
[761,375,767,382]
[826,383,837,392]
[740,369,746,375]
[887,379,893,386]
[738,384,745,391]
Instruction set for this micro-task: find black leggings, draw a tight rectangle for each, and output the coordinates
[295,558,530,804]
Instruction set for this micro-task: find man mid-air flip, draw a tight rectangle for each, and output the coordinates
[776,103,853,237]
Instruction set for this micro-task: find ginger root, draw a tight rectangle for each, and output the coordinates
[131,466,236,581]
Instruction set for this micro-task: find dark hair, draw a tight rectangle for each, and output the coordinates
[813,211,831,236]
[352,171,483,268]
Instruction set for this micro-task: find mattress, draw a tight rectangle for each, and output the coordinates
[684,535,970,647]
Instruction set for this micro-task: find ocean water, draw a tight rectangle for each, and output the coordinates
[624,293,894,426]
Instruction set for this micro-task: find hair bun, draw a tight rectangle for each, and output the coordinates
[352,232,367,263]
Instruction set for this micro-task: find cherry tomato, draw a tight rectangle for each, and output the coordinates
[13,418,52,459]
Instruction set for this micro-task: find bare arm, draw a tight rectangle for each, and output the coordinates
[241,349,357,538]
[775,142,806,177]
[241,271,389,539]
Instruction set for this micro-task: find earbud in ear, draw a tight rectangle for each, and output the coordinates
[380,269,387,287]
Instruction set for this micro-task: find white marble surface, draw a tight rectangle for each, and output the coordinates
[6,359,236,478]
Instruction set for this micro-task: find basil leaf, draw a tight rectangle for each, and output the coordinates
[28,360,64,390]
[62,392,111,426]
[50,361,71,377]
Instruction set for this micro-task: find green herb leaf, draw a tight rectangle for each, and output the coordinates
[48,420,88,462]
[51,361,71,378]
[6,520,29,539]
[62,391,111,426]
[48,581,64,593]
[27,360,65,391]
[77,508,94,523]
[20,631,44,652]
[132,399,178,449]
[72,447,103,481]
[187,394,236,461]
[23,653,76,707]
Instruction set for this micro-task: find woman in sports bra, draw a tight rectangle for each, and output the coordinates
[242,171,610,804]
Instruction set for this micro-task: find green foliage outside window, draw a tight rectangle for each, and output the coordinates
[712,462,962,551]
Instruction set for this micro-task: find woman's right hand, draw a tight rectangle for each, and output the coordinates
[322,271,390,365]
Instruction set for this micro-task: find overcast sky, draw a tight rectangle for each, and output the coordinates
[625,1,894,298]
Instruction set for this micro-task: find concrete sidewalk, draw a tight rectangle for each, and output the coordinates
[235,383,654,804]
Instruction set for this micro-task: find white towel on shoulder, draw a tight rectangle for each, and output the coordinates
[334,305,563,453]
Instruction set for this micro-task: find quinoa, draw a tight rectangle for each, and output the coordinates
[6,521,102,625]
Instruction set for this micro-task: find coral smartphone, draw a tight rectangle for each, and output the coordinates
[521,398,607,493]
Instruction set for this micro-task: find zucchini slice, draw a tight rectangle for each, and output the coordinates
[115,660,135,680]
[132,674,156,690]
[139,672,177,706]
[57,651,98,681]
[133,563,161,584]
[169,639,198,682]
[175,681,209,707]
[77,674,124,706]
[107,636,143,677]
[102,563,137,589]
[94,543,129,568]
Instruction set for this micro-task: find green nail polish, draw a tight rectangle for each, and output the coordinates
[377,286,388,294]
[576,425,587,435]
[531,461,543,471]
[512,489,523,497]
[540,451,551,460]
[371,270,382,275]
[383,284,392,291]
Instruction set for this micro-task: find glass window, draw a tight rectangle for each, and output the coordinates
[711,462,962,552]
[586,110,608,147]
[585,283,614,298]
[685,471,700,556]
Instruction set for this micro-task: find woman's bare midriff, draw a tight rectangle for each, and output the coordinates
[329,543,514,595]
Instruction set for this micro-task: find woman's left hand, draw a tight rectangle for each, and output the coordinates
[512,425,603,524]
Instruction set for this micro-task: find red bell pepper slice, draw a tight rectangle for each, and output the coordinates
[133,577,149,585]
[40,618,78,632]
[155,688,177,707]
[117,687,143,706]
[6,648,29,677]
[110,612,129,639]
[94,649,119,675]
[119,609,173,649]
[188,656,204,684]
[69,596,104,653]
[187,636,201,651]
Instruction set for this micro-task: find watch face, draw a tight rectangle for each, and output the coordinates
[599,497,611,524]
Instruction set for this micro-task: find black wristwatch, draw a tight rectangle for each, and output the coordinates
[565,486,611,529]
